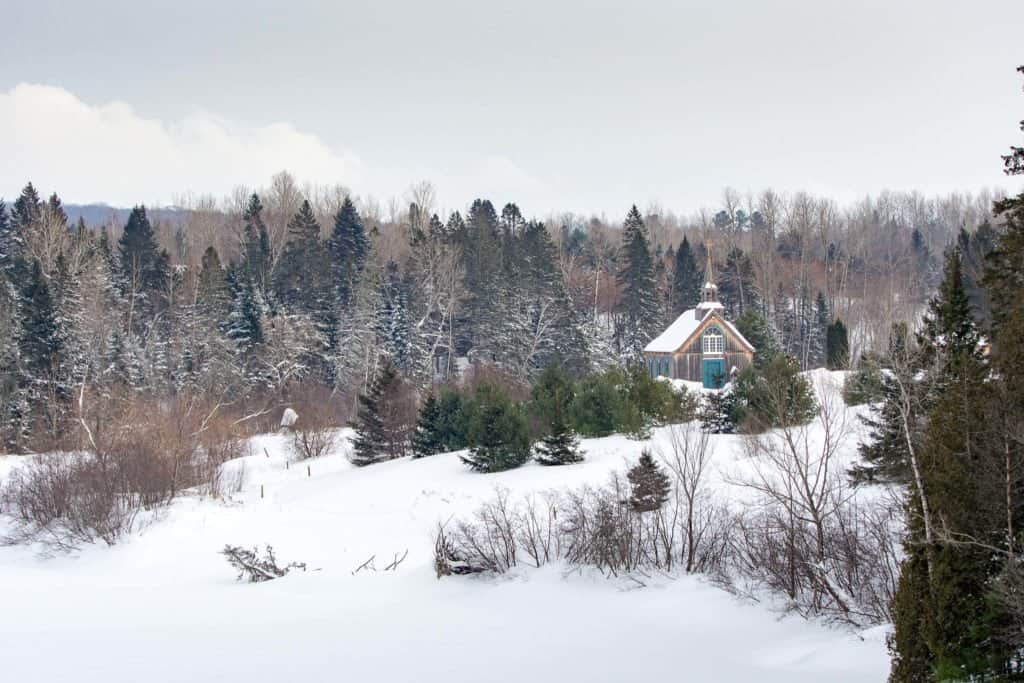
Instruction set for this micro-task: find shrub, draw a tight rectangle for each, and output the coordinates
[1,394,246,551]
[627,449,671,512]
[843,354,886,406]
[221,545,306,582]
[461,385,531,472]
[434,388,471,451]
[529,361,577,436]
[699,389,738,434]
[570,370,624,437]
[731,354,817,432]
[288,403,339,461]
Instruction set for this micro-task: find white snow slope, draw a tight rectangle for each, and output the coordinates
[0,371,889,683]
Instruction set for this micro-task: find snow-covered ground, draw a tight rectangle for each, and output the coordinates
[0,371,889,682]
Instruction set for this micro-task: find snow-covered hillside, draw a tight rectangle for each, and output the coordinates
[0,372,889,682]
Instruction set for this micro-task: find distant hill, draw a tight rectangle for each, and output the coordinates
[63,203,190,229]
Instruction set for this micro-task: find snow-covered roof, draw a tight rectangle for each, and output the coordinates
[644,308,755,354]
[645,309,702,353]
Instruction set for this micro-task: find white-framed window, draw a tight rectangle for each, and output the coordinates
[702,327,724,355]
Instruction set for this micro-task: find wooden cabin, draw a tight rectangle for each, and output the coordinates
[643,278,755,389]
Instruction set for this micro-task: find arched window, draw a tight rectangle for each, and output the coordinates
[702,327,724,355]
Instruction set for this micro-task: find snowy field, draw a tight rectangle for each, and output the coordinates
[0,371,890,682]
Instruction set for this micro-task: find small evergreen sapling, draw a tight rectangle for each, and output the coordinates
[534,397,583,466]
[627,449,671,513]
[699,389,737,434]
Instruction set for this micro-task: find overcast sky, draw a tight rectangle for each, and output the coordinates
[2,0,1022,217]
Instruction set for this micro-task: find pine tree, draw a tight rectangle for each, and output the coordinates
[671,236,702,317]
[534,410,583,466]
[534,386,583,465]
[699,390,737,434]
[350,360,409,466]
[627,449,671,512]
[378,260,416,375]
[825,319,849,370]
[274,200,328,312]
[197,246,230,320]
[11,183,41,232]
[735,308,780,368]
[14,260,70,447]
[350,359,405,466]
[118,206,169,331]
[888,244,1002,679]
[615,205,661,362]
[461,385,531,473]
[411,392,446,458]
[0,200,20,278]
[241,194,271,296]
[328,197,369,308]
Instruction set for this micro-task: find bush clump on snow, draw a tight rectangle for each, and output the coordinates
[221,544,306,583]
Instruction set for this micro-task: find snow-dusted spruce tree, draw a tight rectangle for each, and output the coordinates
[698,389,737,434]
[627,449,671,513]
[411,392,445,458]
[614,205,661,362]
[533,399,583,466]
[350,358,413,466]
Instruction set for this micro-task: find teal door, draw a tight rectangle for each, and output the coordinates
[702,359,725,389]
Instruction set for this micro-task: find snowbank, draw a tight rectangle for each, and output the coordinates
[0,371,888,683]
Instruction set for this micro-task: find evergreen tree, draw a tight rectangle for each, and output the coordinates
[734,308,779,368]
[627,449,671,513]
[615,205,661,361]
[274,200,328,312]
[411,392,445,458]
[732,354,817,431]
[809,291,829,368]
[0,200,20,278]
[350,359,408,466]
[699,390,737,434]
[888,243,1003,679]
[461,385,530,473]
[671,236,702,317]
[825,319,849,370]
[377,260,417,375]
[11,182,41,232]
[223,264,264,349]
[328,197,369,308]
[241,194,271,296]
[197,246,230,320]
[118,206,169,330]
[533,397,583,465]
[13,260,70,446]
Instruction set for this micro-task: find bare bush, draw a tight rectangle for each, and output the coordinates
[727,384,900,624]
[1,391,248,551]
[221,544,306,582]
[434,395,899,627]
[288,403,339,461]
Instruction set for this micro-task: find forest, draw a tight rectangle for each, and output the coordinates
[0,170,1002,453]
